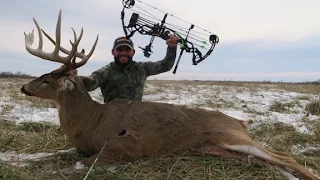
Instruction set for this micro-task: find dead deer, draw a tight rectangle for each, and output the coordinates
[20,11,319,180]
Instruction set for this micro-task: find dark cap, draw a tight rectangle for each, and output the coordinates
[113,36,134,49]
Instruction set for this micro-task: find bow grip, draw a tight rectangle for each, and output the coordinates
[160,31,183,44]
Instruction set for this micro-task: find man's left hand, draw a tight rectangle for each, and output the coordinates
[166,34,179,48]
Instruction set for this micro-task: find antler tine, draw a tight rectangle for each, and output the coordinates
[52,10,82,65]
[52,27,84,74]
[24,17,44,58]
[70,34,99,69]
[42,29,69,55]
[42,26,99,71]
[24,10,82,74]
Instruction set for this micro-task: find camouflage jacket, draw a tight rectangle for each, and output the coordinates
[85,46,177,103]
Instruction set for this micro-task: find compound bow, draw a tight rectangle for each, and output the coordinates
[121,0,219,73]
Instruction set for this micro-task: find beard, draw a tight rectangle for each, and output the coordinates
[114,55,133,67]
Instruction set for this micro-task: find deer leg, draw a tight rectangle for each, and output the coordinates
[84,152,123,166]
[84,150,118,166]
[203,144,302,179]
[209,138,319,180]
[203,145,250,159]
[84,153,99,165]
[84,133,145,166]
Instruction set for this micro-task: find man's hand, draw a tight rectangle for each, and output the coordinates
[166,34,179,48]
[70,69,78,74]
[59,65,78,74]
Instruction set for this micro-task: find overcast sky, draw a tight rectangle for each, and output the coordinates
[1,0,319,82]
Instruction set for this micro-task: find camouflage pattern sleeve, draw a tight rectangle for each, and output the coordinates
[84,65,110,91]
[142,46,177,76]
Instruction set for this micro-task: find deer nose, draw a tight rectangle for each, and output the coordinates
[20,85,32,96]
[21,85,25,93]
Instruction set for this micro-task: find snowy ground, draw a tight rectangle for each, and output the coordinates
[0,79,319,178]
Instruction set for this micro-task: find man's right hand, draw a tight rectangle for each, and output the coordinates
[166,34,179,48]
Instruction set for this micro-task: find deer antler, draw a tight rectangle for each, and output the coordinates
[24,10,99,75]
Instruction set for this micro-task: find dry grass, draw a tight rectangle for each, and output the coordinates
[0,120,71,153]
[268,100,295,113]
[0,155,285,180]
[306,99,320,116]
[1,78,320,179]
[251,121,320,172]
[147,80,320,95]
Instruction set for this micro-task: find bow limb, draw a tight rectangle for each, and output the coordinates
[193,34,219,64]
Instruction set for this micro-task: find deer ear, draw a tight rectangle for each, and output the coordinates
[61,77,76,91]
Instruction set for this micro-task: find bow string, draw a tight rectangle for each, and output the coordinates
[121,0,219,73]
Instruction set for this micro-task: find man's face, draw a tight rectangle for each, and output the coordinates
[112,46,135,64]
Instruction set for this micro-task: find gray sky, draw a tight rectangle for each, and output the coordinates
[1,0,320,82]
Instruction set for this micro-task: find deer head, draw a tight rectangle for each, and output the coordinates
[21,10,98,100]
[21,72,74,99]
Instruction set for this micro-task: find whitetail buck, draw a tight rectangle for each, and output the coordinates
[21,11,319,180]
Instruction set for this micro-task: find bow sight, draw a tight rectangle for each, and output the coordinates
[121,0,219,73]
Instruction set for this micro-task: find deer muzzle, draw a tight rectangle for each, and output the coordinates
[21,85,34,96]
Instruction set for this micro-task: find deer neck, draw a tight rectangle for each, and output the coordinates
[55,89,96,130]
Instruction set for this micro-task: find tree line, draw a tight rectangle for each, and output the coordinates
[0,71,36,78]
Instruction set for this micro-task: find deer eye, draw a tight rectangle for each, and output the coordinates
[43,80,50,84]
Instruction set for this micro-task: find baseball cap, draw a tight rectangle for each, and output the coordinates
[113,36,134,49]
